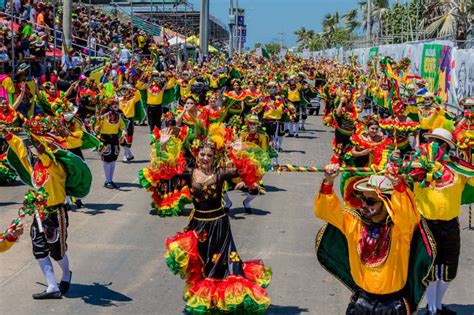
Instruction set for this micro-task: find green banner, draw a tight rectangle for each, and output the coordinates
[420,44,442,92]
[368,47,379,61]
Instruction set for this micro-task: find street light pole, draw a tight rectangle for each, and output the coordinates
[199,0,209,57]
[229,0,234,58]
[63,0,72,52]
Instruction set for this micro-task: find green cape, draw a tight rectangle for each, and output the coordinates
[315,218,435,311]
[8,149,92,198]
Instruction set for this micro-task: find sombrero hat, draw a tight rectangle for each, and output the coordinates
[354,175,394,195]
[246,115,260,125]
[423,128,456,150]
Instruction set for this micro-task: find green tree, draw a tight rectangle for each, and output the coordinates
[421,0,474,47]
[265,42,286,55]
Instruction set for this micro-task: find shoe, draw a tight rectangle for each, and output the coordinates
[224,207,230,214]
[59,271,72,294]
[122,158,131,164]
[244,205,252,214]
[438,305,456,315]
[295,134,299,137]
[301,126,306,131]
[288,134,294,138]
[104,182,114,189]
[32,290,62,299]
[128,155,135,161]
[75,200,84,209]
[111,182,119,189]
[278,148,283,152]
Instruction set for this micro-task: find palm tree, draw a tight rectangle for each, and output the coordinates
[422,0,474,47]
[342,9,361,33]
[294,27,315,50]
[321,12,340,47]
[358,0,389,38]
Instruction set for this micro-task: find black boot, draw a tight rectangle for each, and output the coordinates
[59,271,72,294]
[32,290,62,300]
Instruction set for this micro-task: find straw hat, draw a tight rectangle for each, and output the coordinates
[246,115,260,125]
[354,175,394,194]
[459,97,474,108]
[423,128,456,150]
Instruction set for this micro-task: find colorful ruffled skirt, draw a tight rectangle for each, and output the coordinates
[165,213,271,314]
[139,171,192,217]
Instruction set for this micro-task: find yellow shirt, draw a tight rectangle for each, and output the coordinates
[7,134,67,207]
[119,90,141,119]
[144,78,176,106]
[65,120,84,149]
[314,187,419,295]
[287,88,301,102]
[96,113,126,135]
[414,174,474,220]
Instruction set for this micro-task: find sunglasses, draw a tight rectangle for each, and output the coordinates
[362,197,382,206]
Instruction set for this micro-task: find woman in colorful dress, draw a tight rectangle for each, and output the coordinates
[138,123,192,217]
[203,92,224,126]
[244,79,262,115]
[331,87,358,164]
[379,102,419,158]
[176,97,208,135]
[222,79,247,127]
[0,84,25,184]
[346,118,393,168]
[165,131,271,314]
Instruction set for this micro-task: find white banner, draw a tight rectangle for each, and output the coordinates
[452,49,474,101]
[307,40,474,105]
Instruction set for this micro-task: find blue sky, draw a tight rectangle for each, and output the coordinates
[188,0,360,49]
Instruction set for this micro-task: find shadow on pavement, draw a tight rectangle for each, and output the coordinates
[114,182,143,189]
[418,304,474,315]
[229,207,270,219]
[64,282,133,307]
[82,203,123,215]
[0,180,25,187]
[282,149,306,154]
[129,159,149,164]
[267,305,309,314]
[263,185,287,193]
[0,201,19,207]
[292,135,318,140]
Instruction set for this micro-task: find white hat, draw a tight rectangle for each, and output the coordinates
[423,128,456,150]
[354,175,394,194]
[63,106,78,121]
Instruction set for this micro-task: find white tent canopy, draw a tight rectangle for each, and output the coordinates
[168,36,185,46]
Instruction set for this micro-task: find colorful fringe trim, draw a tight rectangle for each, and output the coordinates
[165,231,271,314]
[150,186,192,217]
[228,145,269,189]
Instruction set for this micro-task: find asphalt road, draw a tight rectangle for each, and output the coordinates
[0,116,473,315]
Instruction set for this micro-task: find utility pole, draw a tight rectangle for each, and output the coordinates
[199,0,210,57]
[229,0,234,58]
[278,32,285,50]
[63,0,72,51]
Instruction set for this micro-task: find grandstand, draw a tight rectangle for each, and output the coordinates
[98,0,229,48]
